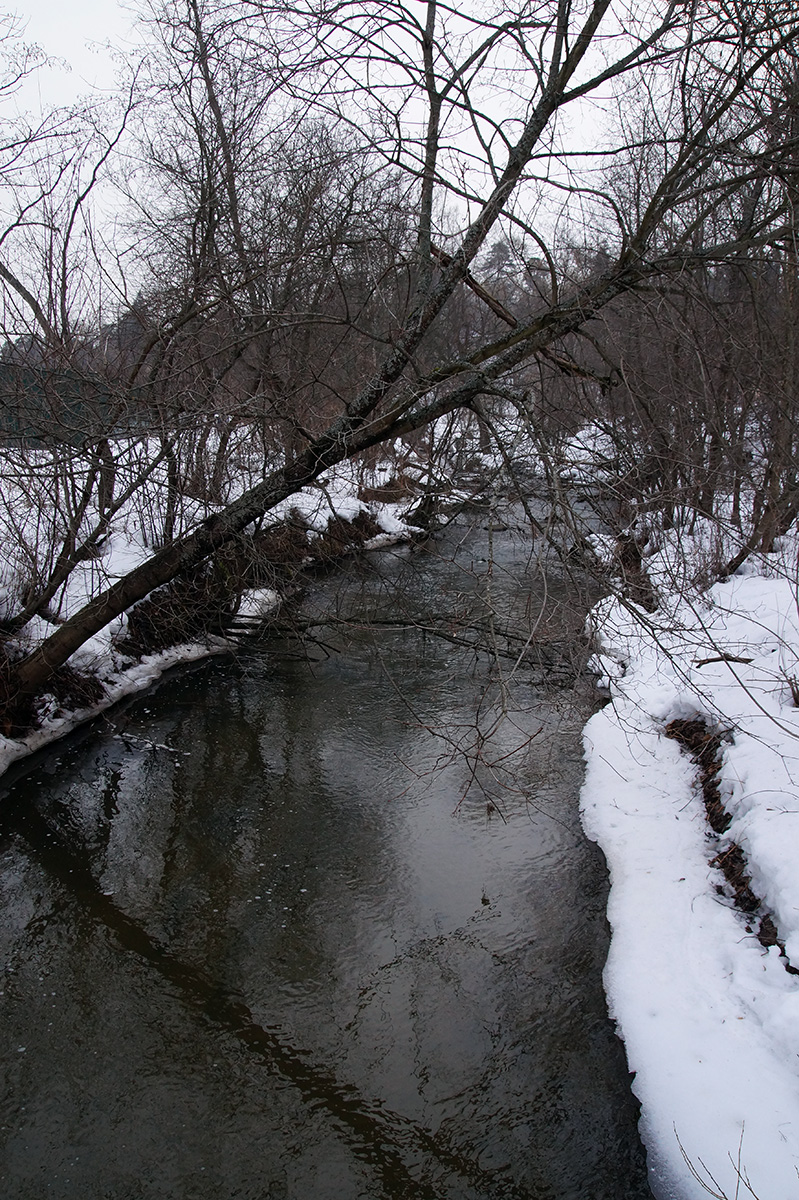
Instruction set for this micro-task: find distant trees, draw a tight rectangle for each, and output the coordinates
[3,0,799,711]
[591,257,799,573]
[577,84,799,567]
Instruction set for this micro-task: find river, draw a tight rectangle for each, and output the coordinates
[0,505,652,1198]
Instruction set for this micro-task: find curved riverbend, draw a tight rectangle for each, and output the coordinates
[0,511,652,1198]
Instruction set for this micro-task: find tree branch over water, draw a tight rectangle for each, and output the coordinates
[2,1,799,712]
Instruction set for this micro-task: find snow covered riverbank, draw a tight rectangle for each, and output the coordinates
[4,427,799,1199]
[0,460,429,780]
[582,528,799,1199]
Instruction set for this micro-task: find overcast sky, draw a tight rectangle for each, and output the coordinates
[10,1,135,110]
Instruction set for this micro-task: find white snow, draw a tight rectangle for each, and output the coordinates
[559,421,623,486]
[582,525,799,1198]
[236,587,281,621]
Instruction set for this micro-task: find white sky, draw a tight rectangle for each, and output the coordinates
[9,0,136,111]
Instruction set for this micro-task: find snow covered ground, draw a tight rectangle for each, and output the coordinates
[0,456,431,779]
[583,526,799,1199]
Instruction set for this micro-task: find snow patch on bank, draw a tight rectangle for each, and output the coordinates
[0,459,427,782]
[0,638,231,778]
[582,529,799,1198]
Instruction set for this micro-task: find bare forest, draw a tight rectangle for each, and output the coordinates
[1,0,799,723]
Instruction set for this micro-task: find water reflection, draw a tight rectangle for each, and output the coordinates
[0,510,651,1198]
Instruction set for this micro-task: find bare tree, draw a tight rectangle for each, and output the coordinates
[4,0,799,712]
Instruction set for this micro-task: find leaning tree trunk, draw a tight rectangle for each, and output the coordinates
[8,254,646,707]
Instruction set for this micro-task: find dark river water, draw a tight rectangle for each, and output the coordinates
[0,508,652,1199]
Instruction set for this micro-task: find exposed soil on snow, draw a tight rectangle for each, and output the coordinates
[664,718,731,835]
[666,716,799,973]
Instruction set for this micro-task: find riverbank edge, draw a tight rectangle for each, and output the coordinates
[0,638,233,786]
[0,509,428,783]
[580,532,799,1200]
[9,482,798,1200]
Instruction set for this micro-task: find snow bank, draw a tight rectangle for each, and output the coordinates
[582,533,799,1198]
[0,456,433,782]
[0,638,231,781]
[559,421,623,486]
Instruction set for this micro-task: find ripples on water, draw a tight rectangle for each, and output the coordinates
[0,510,652,1198]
